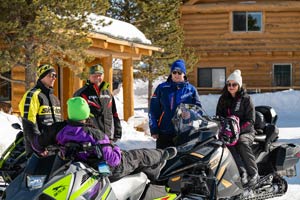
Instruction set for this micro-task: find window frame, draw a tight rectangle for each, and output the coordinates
[232,11,263,32]
[197,67,226,88]
[272,63,292,87]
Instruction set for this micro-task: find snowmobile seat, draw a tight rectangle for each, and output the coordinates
[254,124,279,151]
[254,108,279,151]
[254,110,268,143]
[255,106,278,125]
[254,111,266,136]
[111,172,148,200]
[23,154,57,181]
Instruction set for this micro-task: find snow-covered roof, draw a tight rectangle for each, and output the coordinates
[88,14,151,45]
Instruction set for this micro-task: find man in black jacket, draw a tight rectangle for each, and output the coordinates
[74,64,122,141]
[19,64,62,156]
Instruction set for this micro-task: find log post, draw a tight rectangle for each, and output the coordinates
[101,56,113,93]
[122,58,134,121]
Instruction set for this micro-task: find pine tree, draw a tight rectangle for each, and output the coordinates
[106,0,198,104]
[107,0,141,23]
[0,0,109,89]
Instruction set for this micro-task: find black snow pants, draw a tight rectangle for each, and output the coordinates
[229,132,258,177]
[110,148,164,182]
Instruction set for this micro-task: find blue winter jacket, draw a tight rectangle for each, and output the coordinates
[149,77,202,136]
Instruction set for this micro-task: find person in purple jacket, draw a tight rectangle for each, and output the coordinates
[30,97,177,182]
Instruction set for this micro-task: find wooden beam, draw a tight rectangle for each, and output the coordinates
[104,42,108,49]
[184,0,201,5]
[85,47,141,60]
[137,48,153,56]
[91,39,161,57]
[89,32,163,53]
[134,47,139,54]
[181,1,300,13]
[101,56,113,93]
[122,58,134,121]
[120,45,125,52]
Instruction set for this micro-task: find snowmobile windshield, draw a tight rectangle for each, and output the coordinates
[172,103,207,136]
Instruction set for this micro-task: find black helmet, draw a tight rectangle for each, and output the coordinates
[218,115,240,146]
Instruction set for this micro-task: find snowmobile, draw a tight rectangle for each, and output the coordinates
[0,123,26,193]
[1,143,119,200]
[2,104,300,200]
[1,142,178,200]
[156,103,300,200]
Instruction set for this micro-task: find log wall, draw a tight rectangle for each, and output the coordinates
[182,1,300,93]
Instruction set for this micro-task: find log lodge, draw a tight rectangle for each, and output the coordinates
[182,0,300,94]
[0,28,162,120]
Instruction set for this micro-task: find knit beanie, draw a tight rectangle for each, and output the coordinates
[170,59,186,75]
[67,97,90,121]
[227,69,243,87]
[37,64,56,80]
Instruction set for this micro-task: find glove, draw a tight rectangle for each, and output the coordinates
[152,134,159,139]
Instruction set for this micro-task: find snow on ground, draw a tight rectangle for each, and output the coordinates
[0,112,21,155]
[1,80,299,199]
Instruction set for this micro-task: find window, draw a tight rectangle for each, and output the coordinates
[197,68,226,88]
[233,11,262,32]
[0,71,11,101]
[273,64,291,86]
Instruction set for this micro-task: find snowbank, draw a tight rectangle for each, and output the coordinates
[0,112,21,155]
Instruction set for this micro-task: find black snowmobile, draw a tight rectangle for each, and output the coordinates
[156,103,300,200]
[2,104,300,200]
[0,123,26,193]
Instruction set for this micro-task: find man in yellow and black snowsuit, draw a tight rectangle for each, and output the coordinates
[19,64,62,156]
[73,64,122,141]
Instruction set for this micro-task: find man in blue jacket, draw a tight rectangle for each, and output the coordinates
[149,59,202,149]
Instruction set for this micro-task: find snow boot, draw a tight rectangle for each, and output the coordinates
[247,173,259,187]
[162,147,177,161]
[241,172,248,185]
[144,147,177,181]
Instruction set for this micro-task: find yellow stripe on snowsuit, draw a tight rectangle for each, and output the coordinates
[19,88,41,124]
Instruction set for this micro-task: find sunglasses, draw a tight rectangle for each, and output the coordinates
[172,71,183,75]
[91,73,103,77]
[49,73,57,79]
[227,82,238,87]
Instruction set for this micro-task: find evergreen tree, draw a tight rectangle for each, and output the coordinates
[0,0,109,89]
[107,0,140,23]
[107,0,198,104]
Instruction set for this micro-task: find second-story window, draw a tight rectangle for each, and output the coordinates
[233,11,262,32]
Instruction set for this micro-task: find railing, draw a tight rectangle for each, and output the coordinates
[197,86,300,94]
